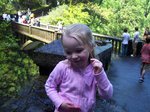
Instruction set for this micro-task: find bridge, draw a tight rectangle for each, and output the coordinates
[12,22,122,54]
[1,21,150,112]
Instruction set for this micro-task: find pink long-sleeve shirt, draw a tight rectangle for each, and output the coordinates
[45,60,113,112]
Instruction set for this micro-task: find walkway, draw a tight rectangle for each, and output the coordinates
[101,56,150,112]
[1,56,150,112]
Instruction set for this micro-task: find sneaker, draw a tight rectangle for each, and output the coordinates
[139,78,144,83]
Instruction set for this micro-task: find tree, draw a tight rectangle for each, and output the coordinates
[144,0,150,17]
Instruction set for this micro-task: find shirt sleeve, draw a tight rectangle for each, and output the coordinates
[45,62,65,109]
[94,68,113,99]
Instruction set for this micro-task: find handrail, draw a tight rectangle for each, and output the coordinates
[12,22,59,43]
[93,33,122,54]
[40,23,59,30]
[12,22,122,54]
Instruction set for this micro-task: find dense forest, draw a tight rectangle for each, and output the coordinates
[40,0,150,37]
[1,0,150,37]
[0,0,150,106]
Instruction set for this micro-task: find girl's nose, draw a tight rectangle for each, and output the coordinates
[71,53,78,59]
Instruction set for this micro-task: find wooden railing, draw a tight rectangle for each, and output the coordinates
[40,23,59,30]
[12,22,62,43]
[93,33,122,54]
[12,22,122,54]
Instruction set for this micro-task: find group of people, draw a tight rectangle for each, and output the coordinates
[2,8,40,27]
[121,27,140,57]
[17,9,40,26]
[121,27,150,83]
[2,13,16,21]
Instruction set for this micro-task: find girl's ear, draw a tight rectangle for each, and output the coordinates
[85,42,95,58]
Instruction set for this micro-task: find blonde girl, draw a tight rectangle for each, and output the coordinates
[45,23,113,112]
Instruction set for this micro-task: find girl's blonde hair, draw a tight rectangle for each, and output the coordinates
[62,23,95,57]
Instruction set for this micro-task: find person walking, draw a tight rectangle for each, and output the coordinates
[45,23,113,112]
[139,35,150,83]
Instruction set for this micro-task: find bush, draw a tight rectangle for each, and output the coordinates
[0,21,38,104]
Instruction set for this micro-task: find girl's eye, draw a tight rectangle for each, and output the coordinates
[65,51,71,55]
[75,49,83,53]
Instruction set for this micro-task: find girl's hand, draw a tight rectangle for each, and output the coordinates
[59,102,81,112]
[90,58,103,74]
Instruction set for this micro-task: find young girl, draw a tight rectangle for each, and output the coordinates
[45,24,113,112]
[139,35,150,83]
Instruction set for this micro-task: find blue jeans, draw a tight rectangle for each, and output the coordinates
[122,44,128,56]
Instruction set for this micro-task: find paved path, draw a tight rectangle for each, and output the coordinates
[106,56,150,112]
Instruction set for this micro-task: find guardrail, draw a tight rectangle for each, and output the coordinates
[12,22,122,54]
[93,33,122,54]
[40,23,59,30]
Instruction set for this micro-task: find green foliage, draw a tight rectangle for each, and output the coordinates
[101,0,149,37]
[40,1,150,38]
[40,5,68,24]
[0,21,38,99]
[0,0,9,13]
[0,0,48,14]
[41,4,90,25]
[84,3,114,35]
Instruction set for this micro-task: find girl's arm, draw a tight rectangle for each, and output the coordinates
[45,62,64,109]
[91,58,113,99]
[95,69,113,99]
[45,61,81,111]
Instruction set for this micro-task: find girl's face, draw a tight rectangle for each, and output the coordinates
[62,36,90,69]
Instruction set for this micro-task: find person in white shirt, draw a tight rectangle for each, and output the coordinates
[2,13,7,20]
[133,27,140,56]
[18,10,22,17]
[121,28,130,56]
[57,21,63,32]
[6,14,11,21]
